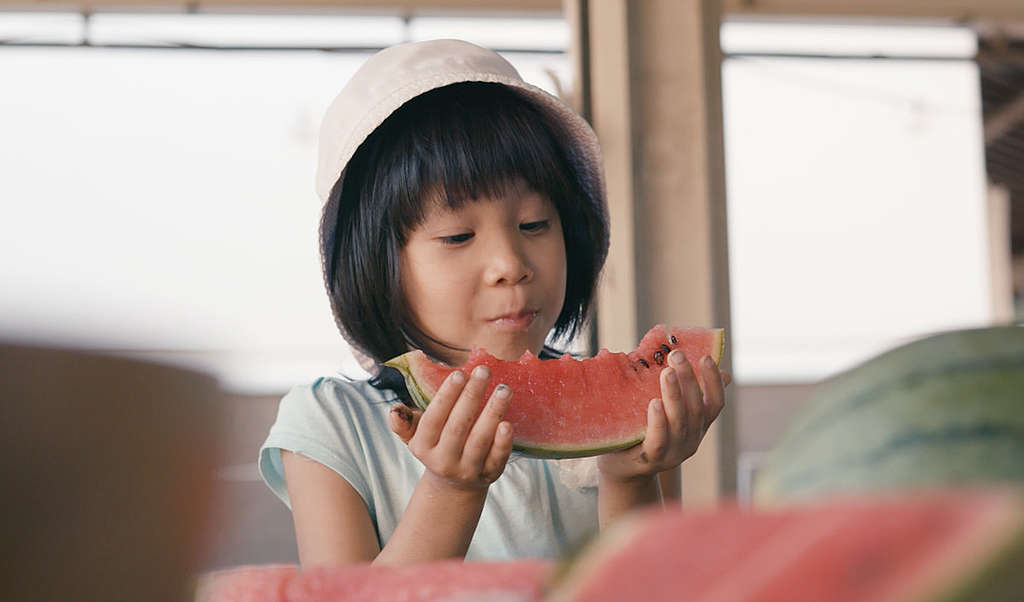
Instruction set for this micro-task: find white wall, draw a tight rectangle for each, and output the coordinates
[0,14,571,393]
[0,15,997,391]
[721,22,993,383]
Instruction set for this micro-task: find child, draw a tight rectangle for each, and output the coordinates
[258,39,728,566]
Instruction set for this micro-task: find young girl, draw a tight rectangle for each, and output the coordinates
[258,39,728,566]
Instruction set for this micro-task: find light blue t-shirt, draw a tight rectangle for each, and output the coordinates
[258,376,598,560]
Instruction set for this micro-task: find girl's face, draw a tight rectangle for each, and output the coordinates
[400,184,567,365]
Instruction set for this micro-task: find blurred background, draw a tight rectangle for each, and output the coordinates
[1,0,1021,573]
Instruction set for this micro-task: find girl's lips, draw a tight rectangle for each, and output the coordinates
[489,311,538,331]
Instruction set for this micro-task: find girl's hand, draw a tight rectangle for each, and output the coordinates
[388,365,515,491]
[597,350,730,483]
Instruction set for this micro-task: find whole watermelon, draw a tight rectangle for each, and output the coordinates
[754,325,1024,504]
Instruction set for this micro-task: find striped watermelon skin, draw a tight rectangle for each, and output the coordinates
[383,325,724,459]
[545,489,1024,602]
[754,326,1024,504]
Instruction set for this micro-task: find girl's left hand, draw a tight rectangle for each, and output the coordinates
[597,349,731,482]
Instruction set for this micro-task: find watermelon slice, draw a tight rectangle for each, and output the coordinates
[384,324,725,458]
[544,489,1024,602]
[194,558,550,602]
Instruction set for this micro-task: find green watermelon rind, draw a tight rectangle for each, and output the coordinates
[383,353,433,411]
[383,327,725,459]
[753,326,1024,505]
[928,497,1024,602]
[511,437,645,460]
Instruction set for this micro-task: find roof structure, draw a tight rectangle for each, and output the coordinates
[979,34,1024,252]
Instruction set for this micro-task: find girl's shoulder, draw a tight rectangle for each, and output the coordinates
[275,375,402,428]
[297,375,398,403]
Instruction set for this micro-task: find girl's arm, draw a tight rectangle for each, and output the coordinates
[597,351,728,527]
[283,365,513,567]
[282,450,380,565]
[282,450,493,566]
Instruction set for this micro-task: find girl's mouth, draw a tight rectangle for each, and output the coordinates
[488,310,538,332]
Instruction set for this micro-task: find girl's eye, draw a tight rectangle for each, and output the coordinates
[441,232,474,245]
[520,220,550,233]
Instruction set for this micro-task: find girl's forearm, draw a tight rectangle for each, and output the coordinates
[373,472,488,565]
[598,473,662,529]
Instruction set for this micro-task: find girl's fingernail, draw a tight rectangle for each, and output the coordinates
[669,349,684,365]
[391,405,413,423]
[472,365,490,379]
[450,371,465,384]
[704,355,714,367]
[498,422,511,436]
[664,367,677,383]
[494,384,510,398]
[651,398,662,412]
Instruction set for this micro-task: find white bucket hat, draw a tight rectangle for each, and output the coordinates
[316,39,608,373]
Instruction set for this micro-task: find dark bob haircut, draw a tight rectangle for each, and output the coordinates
[320,81,607,365]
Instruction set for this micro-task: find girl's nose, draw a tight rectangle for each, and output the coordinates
[484,237,533,286]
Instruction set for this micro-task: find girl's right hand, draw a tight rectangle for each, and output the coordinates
[387,365,514,491]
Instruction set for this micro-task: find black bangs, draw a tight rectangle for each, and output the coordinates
[361,82,576,244]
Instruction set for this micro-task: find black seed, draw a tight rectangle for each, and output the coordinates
[660,344,671,355]
[670,335,678,345]
[638,358,650,369]
[653,351,665,365]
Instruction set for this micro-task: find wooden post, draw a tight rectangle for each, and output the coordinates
[568,0,736,505]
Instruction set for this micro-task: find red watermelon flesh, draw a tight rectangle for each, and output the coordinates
[383,324,725,458]
[544,489,1024,602]
[194,564,296,602]
[195,558,550,602]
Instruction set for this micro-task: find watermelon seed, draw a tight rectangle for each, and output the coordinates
[660,344,672,355]
[638,358,650,369]
[653,351,665,365]
[670,335,678,345]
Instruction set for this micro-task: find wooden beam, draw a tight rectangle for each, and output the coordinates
[586,0,638,355]
[986,184,1014,323]
[579,0,736,506]
[6,0,564,13]
[722,0,1024,21]
[9,0,1024,20]
[985,92,1024,146]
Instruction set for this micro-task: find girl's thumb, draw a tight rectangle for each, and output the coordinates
[388,404,421,444]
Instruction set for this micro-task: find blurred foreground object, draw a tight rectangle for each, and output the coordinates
[195,558,549,602]
[0,344,224,602]
[754,326,1024,503]
[546,489,1024,602]
[196,491,1024,601]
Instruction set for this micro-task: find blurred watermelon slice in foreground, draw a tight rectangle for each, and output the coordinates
[195,558,549,602]
[384,324,725,458]
[545,488,1024,602]
[195,490,1024,602]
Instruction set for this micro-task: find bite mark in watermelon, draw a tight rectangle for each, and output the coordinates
[383,324,725,459]
[544,488,1024,602]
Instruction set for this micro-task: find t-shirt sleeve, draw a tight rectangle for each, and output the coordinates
[258,377,375,517]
